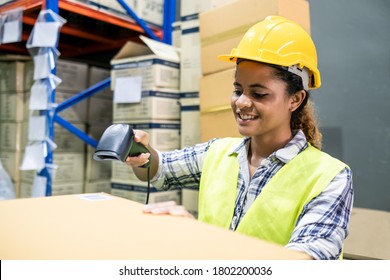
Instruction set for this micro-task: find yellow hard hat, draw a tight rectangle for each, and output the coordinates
[218,16,321,89]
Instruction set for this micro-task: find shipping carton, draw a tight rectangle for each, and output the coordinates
[0,193,309,259]
[199,0,310,75]
[113,89,180,121]
[111,35,180,91]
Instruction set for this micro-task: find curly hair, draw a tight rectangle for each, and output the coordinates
[272,66,323,150]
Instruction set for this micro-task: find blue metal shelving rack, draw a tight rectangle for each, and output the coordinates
[39,0,176,195]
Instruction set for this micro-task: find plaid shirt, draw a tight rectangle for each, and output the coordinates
[152,130,354,260]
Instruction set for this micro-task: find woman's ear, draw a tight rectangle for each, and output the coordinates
[289,90,306,112]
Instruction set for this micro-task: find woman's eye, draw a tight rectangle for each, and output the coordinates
[251,92,267,99]
[233,89,242,96]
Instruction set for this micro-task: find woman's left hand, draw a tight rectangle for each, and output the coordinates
[143,201,195,219]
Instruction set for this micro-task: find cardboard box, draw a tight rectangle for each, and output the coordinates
[199,0,310,75]
[113,89,180,121]
[21,153,85,183]
[181,187,199,218]
[88,66,112,99]
[0,60,31,93]
[19,180,84,198]
[0,150,23,183]
[84,179,111,194]
[87,97,113,124]
[111,182,181,205]
[180,19,202,92]
[180,0,237,21]
[56,60,89,93]
[56,91,88,122]
[200,108,240,141]
[0,193,309,259]
[180,92,201,148]
[97,0,164,27]
[343,207,390,260]
[113,120,180,151]
[0,121,26,152]
[111,36,180,91]
[172,21,182,48]
[199,67,235,112]
[0,92,28,121]
[111,160,147,186]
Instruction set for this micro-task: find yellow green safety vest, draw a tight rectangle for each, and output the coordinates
[198,137,347,246]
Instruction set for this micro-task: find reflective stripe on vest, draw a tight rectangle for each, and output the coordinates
[198,138,347,247]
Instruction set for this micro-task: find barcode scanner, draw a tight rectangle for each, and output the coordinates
[93,123,151,168]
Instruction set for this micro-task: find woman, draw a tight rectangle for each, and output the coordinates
[125,16,354,260]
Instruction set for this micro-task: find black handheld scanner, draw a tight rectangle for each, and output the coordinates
[93,124,151,168]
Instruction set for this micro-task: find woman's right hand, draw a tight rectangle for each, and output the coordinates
[125,129,151,168]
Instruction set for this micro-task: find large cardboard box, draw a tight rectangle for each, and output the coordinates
[84,180,111,194]
[56,91,88,123]
[343,207,390,260]
[199,67,235,111]
[111,160,147,186]
[113,89,180,121]
[0,92,28,121]
[0,59,32,93]
[199,0,310,75]
[180,92,201,148]
[113,120,181,151]
[19,181,84,198]
[180,19,202,92]
[56,59,89,93]
[200,108,240,141]
[87,66,112,99]
[21,153,85,184]
[111,36,180,91]
[0,193,309,259]
[111,182,181,205]
[199,68,240,140]
[87,97,113,124]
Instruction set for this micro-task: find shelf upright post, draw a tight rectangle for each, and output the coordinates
[40,0,59,196]
[163,0,176,44]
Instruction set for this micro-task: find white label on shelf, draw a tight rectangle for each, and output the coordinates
[30,82,49,110]
[20,143,45,171]
[113,76,142,104]
[31,22,60,47]
[31,175,47,197]
[33,54,51,80]
[2,20,21,43]
[28,115,47,141]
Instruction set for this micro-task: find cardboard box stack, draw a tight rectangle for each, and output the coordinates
[199,0,311,141]
[84,66,113,194]
[0,56,33,197]
[19,59,90,197]
[109,36,181,204]
[79,0,164,28]
[177,0,237,217]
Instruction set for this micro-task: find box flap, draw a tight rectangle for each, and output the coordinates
[111,40,152,64]
[140,35,180,63]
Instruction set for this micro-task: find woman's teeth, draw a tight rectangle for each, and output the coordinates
[239,114,256,120]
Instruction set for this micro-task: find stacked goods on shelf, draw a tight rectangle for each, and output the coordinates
[19,59,89,197]
[84,66,112,194]
[199,0,311,141]
[0,56,33,198]
[109,36,181,204]
[177,0,237,217]
[80,0,165,28]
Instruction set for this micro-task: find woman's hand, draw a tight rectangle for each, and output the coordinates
[125,129,151,168]
[143,201,195,219]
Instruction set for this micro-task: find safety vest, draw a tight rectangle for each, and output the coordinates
[198,137,347,247]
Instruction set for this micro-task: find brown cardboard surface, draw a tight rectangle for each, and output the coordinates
[199,0,310,75]
[343,207,390,260]
[200,109,241,141]
[0,193,308,260]
[200,68,235,112]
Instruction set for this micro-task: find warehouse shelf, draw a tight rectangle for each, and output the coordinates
[0,0,176,196]
[0,0,165,60]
